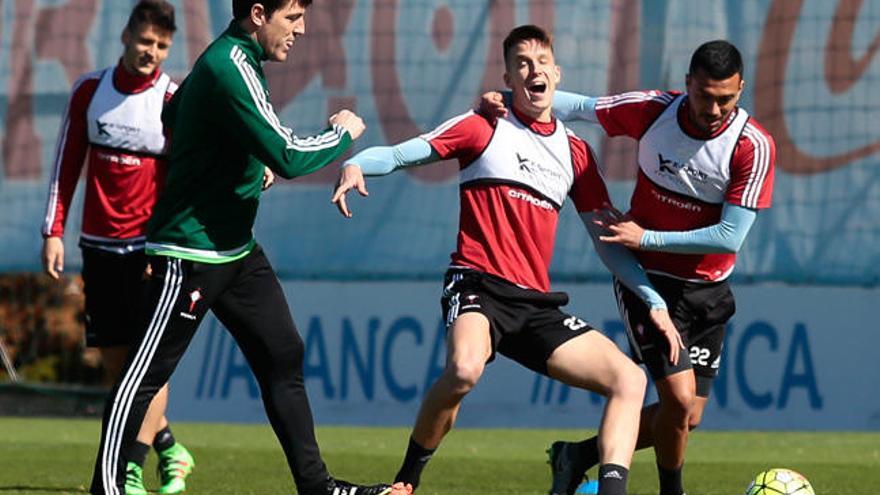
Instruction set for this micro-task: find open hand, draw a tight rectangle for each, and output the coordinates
[331,165,369,217]
[649,308,685,365]
[593,205,645,250]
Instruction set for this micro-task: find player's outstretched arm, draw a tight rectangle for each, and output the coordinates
[475,90,599,123]
[582,210,684,365]
[596,203,758,254]
[331,137,440,218]
[551,90,599,122]
[582,211,666,309]
[217,61,364,179]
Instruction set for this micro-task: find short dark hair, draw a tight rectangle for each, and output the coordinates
[232,0,312,21]
[688,40,743,79]
[503,24,554,67]
[126,0,176,34]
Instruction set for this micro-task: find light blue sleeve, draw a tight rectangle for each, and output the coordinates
[640,203,758,254]
[497,90,599,123]
[582,211,667,310]
[345,137,439,176]
[552,90,600,123]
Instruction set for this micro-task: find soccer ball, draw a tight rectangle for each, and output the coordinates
[745,468,815,495]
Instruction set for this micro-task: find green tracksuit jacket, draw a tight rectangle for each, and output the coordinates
[146,21,351,263]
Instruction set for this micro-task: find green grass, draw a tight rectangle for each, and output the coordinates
[2,417,878,494]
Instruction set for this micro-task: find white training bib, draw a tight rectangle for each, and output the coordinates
[86,68,171,155]
[638,94,749,203]
[461,113,574,208]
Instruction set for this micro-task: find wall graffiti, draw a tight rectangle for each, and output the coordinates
[0,0,877,284]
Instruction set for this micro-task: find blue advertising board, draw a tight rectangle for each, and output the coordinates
[166,281,879,430]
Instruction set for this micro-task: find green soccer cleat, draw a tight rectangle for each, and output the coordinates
[125,462,148,495]
[157,442,195,494]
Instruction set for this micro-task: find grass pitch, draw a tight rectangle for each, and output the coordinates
[2,417,878,494]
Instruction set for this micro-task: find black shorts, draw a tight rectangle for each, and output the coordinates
[81,246,149,347]
[613,273,735,397]
[441,269,596,375]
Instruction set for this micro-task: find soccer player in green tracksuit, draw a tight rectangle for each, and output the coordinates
[89,1,394,494]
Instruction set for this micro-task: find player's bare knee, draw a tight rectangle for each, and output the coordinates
[663,387,696,421]
[611,361,647,403]
[444,359,485,394]
[624,365,648,402]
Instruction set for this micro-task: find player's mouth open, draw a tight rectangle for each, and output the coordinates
[526,83,547,96]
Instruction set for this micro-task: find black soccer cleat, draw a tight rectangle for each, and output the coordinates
[324,477,393,495]
[547,441,589,495]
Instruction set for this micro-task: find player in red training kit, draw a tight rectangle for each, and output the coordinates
[40,3,195,493]
[334,25,687,495]
[480,39,776,495]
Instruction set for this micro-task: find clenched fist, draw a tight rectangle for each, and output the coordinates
[329,110,365,140]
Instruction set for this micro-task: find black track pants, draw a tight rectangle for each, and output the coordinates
[90,246,328,494]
